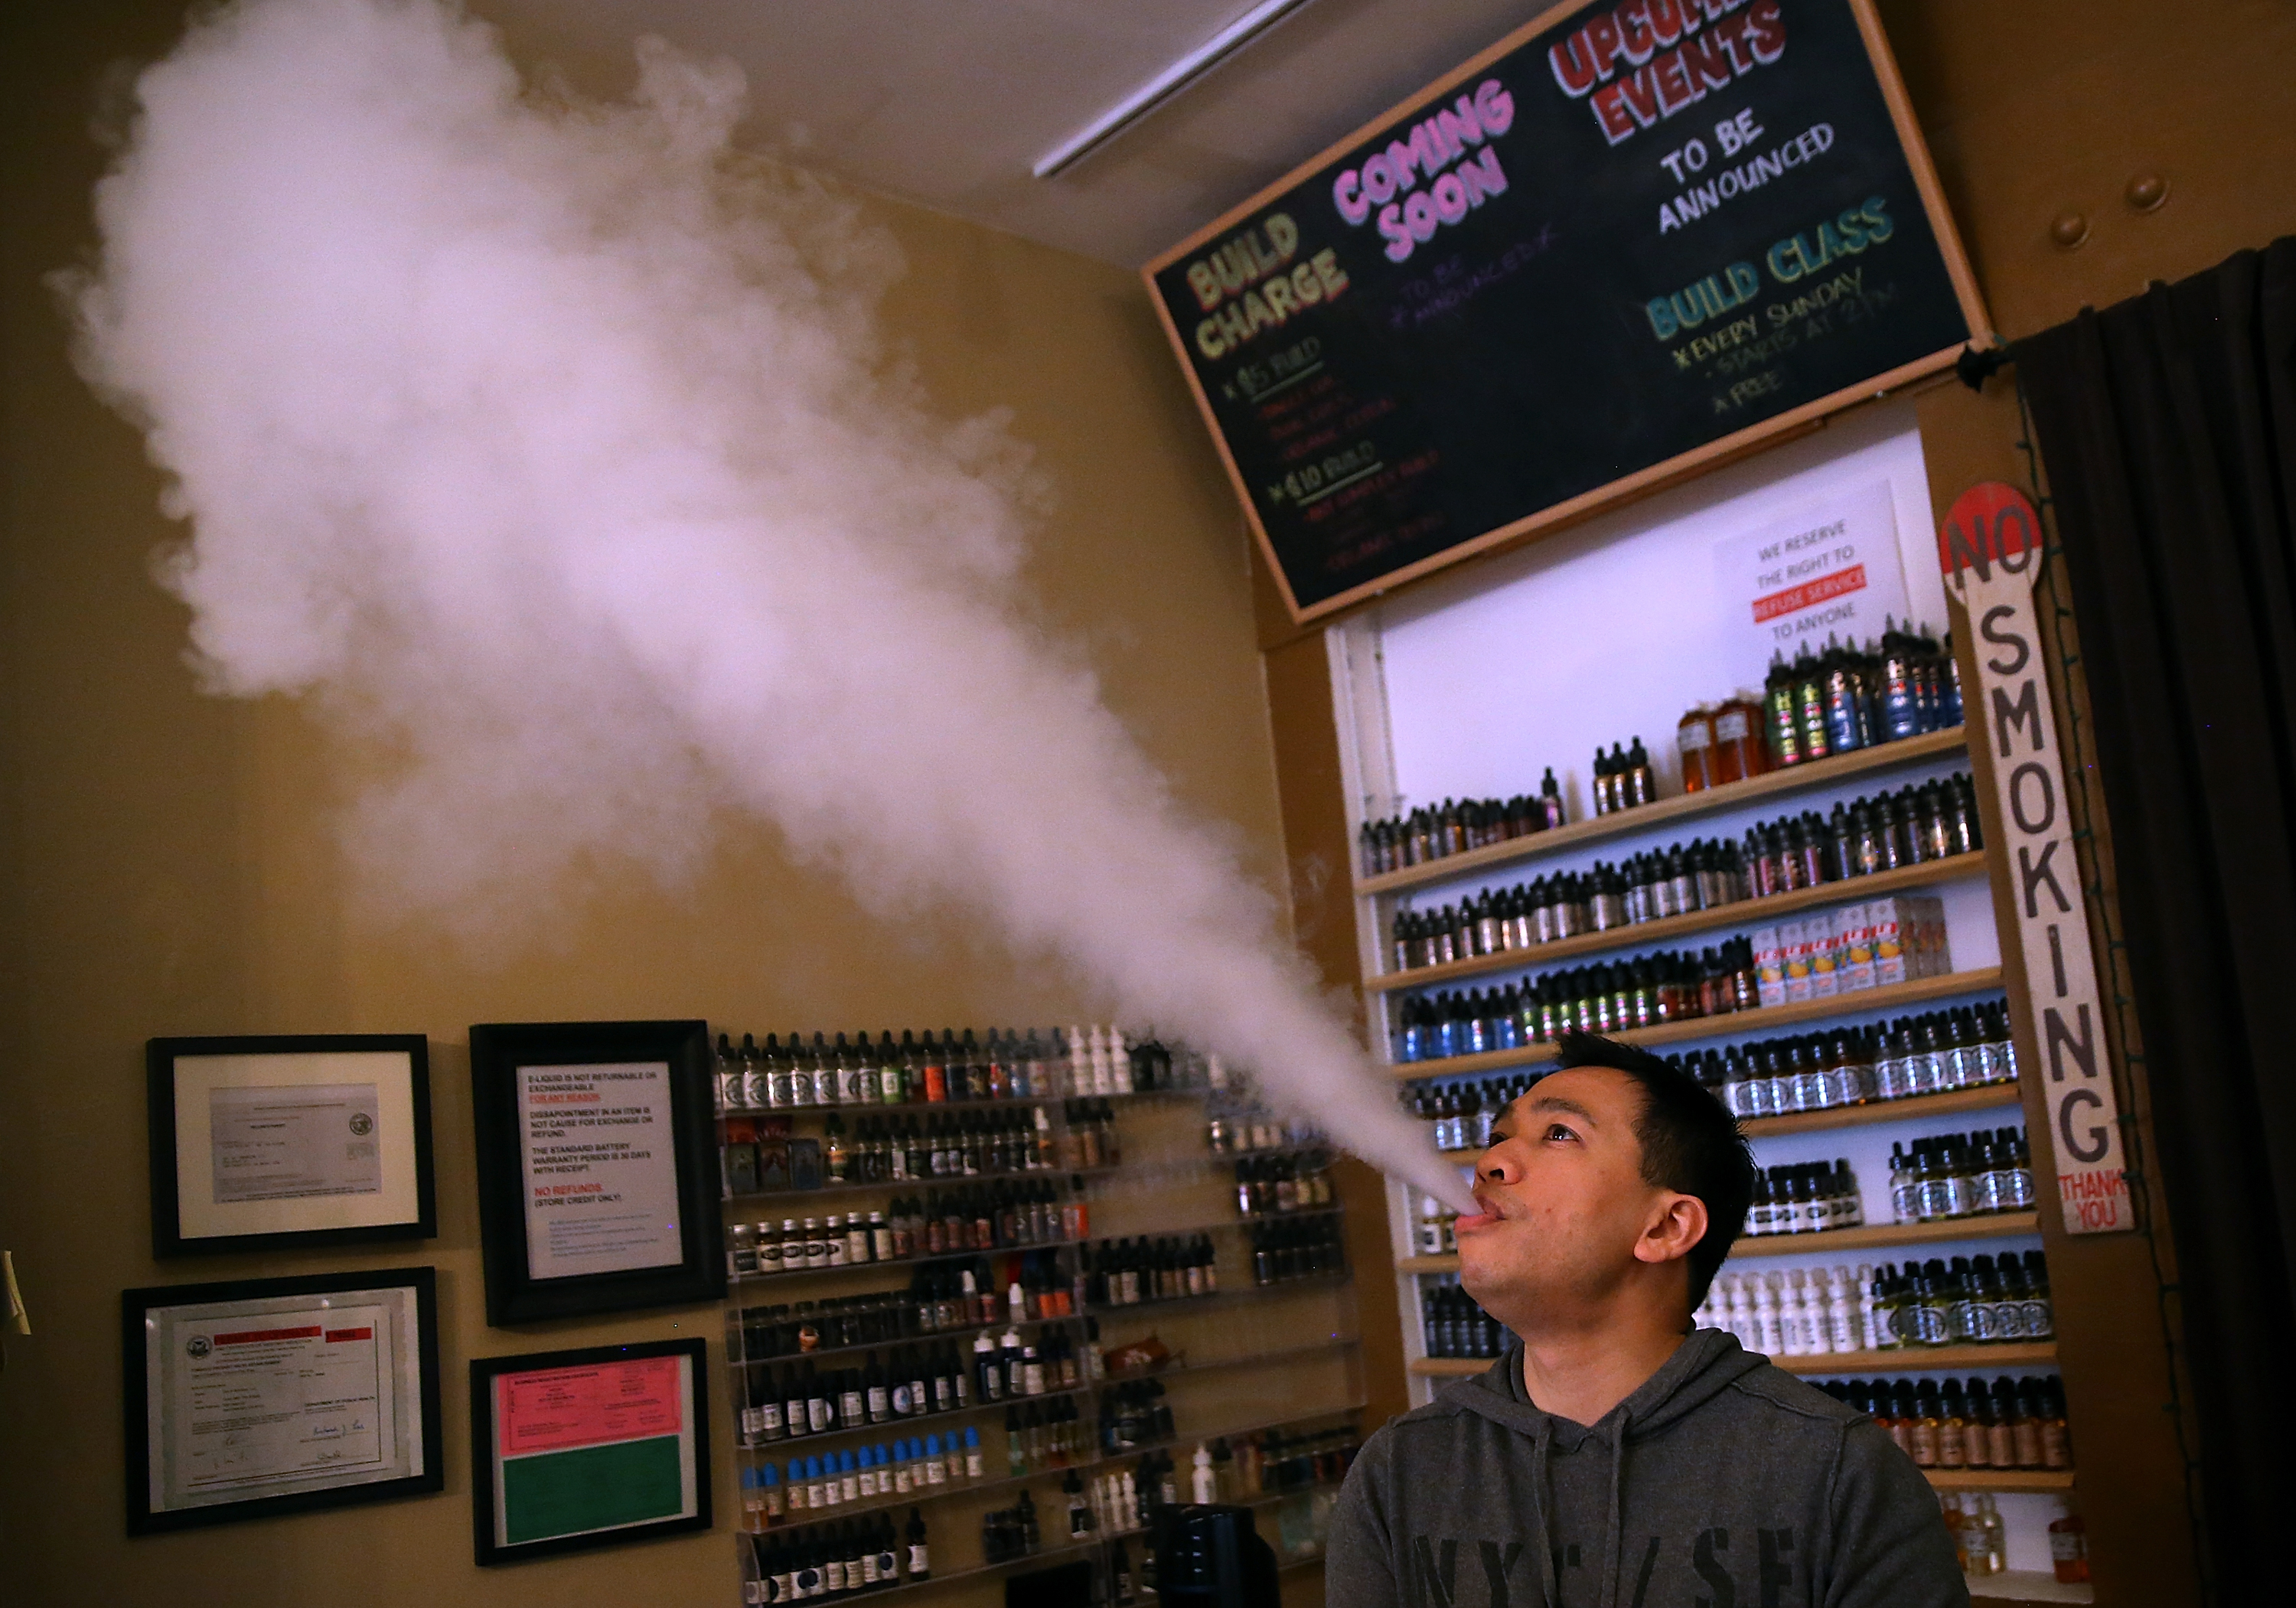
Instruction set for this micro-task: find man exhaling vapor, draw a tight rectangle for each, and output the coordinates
[1327,1032,1965,1608]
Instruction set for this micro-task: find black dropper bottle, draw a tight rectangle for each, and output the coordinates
[905,1506,931,1579]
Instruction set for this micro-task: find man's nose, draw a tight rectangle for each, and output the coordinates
[1477,1149,1513,1185]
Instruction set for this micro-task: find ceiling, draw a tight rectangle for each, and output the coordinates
[473,0,1554,267]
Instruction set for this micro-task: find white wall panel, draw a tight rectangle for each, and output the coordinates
[1376,397,1946,816]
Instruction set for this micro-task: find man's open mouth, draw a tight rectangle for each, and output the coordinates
[1453,1194,1508,1234]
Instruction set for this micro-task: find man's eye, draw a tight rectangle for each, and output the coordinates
[1546,1124,1577,1142]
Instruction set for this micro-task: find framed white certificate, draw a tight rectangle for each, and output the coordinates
[125,1267,443,1532]
[147,1036,435,1256]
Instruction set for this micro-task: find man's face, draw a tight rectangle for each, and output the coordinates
[1453,1066,1675,1323]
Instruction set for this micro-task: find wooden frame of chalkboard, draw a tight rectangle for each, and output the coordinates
[1142,0,1991,625]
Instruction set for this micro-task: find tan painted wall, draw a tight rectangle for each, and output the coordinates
[1879,0,2296,342]
[0,6,1293,1605]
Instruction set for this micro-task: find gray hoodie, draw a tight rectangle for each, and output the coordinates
[1325,1329,1968,1608]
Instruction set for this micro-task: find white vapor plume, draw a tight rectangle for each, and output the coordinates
[64,0,1474,1212]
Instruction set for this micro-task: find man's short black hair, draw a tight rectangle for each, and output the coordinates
[1551,1030,1754,1315]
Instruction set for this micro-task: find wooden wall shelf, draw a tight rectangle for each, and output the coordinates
[1775,1341,2058,1374]
[1358,728,1969,897]
[1409,1081,2020,1162]
[1968,1569,2094,1604]
[1371,850,1991,994]
[1389,967,2006,1079]
[1740,1081,2022,1137]
[1926,1468,2076,1492]
[1412,1341,2058,1380]
[1399,1212,2038,1276]
[1731,1212,2040,1257]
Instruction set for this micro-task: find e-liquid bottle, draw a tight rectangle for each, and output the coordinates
[749,1033,778,1110]
[1793,644,1831,762]
[1538,767,1567,829]
[715,1032,740,1113]
[905,1508,931,1580]
[1763,651,1804,767]
[1940,629,1965,726]
[1679,706,1715,793]
[1626,738,1655,806]
[2047,1499,2088,1583]
[1877,617,1916,740]
[1821,635,1866,755]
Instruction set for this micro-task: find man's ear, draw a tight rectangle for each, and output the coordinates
[1632,1192,1708,1265]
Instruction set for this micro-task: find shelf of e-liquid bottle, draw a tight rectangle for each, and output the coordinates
[1202,1140,1336,1166]
[1397,1214,2038,1276]
[1098,1336,1365,1388]
[1131,1205,1346,1239]
[1412,1080,2020,1148]
[739,1291,1360,1390]
[758,1517,1122,1601]
[729,1205,1342,1294]
[752,1228,1342,1305]
[1385,967,2007,1080]
[1411,1341,2059,1380]
[726,1146,1329,1208]
[1730,1212,2040,1257]
[1367,850,1993,996]
[1924,1467,2076,1492]
[781,1497,1139,1598]
[1740,1081,2022,1139]
[736,1312,1085,1374]
[1967,1567,2094,1604]
[737,1379,1102,1460]
[752,1400,1369,1544]
[729,1233,1090,1287]
[716,1085,1200,1125]
[1355,727,1971,899]
[1771,1341,2059,1375]
[865,1535,1112,1600]
[726,1163,1121,1207]
[1086,1268,1354,1318]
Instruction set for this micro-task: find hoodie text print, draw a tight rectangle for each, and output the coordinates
[1326,1329,1968,1608]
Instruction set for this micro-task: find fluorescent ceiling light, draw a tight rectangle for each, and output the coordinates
[1032,0,1322,179]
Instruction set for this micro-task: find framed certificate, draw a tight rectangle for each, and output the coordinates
[124,1267,443,1533]
[147,1034,436,1257]
[470,1338,711,1564]
[469,1020,724,1325]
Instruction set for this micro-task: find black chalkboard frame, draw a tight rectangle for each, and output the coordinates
[1142,0,1991,626]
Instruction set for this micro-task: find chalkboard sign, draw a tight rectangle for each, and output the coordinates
[1143,0,1989,623]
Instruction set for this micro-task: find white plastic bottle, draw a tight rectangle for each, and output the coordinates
[1726,1274,1757,1349]
[1826,1267,1861,1353]
[1779,1270,1812,1355]
[1066,1026,1091,1098]
[1800,1270,1833,1354]
[1108,1026,1133,1094]
[1753,1273,1786,1355]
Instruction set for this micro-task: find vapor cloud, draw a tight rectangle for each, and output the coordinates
[66,0,1473,1210]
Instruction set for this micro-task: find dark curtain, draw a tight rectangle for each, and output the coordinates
[2018,238,2296,1606]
